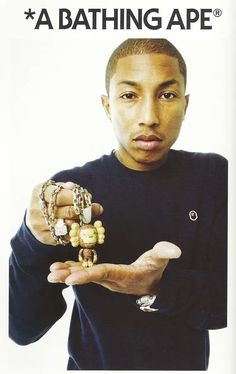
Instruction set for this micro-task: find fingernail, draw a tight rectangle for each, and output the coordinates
[63,182,74,189]
[153,241,182,259]
[48,278,57,283]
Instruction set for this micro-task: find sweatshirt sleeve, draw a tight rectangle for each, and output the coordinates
[152,155,227,330]
[9,167,92,345]
[9,216,78,345]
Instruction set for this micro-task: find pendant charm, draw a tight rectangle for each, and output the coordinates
[69,221,105,267]
[82,206,92,224]
[79,248,98,268]
[54,218,68,236]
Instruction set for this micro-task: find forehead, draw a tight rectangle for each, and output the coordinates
[110,53,184,88]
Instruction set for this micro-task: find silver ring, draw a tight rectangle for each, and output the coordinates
[54,218,68,236]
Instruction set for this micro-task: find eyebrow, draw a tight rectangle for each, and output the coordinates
[118,80,141,88]
[117,79,179,89]
[158,79,179,89]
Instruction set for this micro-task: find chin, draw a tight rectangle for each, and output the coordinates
[135,152,165,164]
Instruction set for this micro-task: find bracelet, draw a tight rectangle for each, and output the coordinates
[136,295,159,312]
[39,180,69,246]
[72,184,92,225]
[48,184,69,246]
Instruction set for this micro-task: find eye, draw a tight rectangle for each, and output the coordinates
[120,92,137,100]
[160,92,176,100]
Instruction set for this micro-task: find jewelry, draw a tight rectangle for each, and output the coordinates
[72,184,92,224]
[70,186,105,267]
[136,295,158,312]
[81,206,92,224]
[55,218,68,236]
[69,220,105,267]
[189,210,198,221]
[39,180,57,223]
[39,180,105,261]
[39,180,69,246]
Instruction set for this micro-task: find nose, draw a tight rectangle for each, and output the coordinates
[139,96,160,127]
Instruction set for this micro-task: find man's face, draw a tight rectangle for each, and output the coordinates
[102,53,189,171]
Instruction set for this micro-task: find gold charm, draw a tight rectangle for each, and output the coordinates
[69,221,105,267]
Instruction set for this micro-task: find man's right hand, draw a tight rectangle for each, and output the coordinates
[26,182,103,246]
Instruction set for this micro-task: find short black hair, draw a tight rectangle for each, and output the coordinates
[105,38,187,94]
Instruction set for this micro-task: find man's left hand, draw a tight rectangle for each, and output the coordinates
[47,241,181,295]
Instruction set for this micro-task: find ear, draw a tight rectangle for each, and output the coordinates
[101,95,111,121]
[184,94,190,115]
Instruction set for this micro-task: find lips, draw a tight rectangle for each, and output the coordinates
[133,134,163,151]
[134,134,162,141]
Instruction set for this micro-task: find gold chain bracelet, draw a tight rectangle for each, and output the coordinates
[39,180,69,246]
[72,184,92,225]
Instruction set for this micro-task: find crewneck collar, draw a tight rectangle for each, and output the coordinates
[110,149,177,178]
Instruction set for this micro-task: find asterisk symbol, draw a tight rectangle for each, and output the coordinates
[24,9,36,20]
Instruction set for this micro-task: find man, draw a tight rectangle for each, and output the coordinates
[9,39,227,370]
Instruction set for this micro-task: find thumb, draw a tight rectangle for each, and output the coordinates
[133,241,181,268]
[152,241,182,259]
[144,241,181,272]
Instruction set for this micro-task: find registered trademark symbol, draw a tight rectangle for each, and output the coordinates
[213,8,222,17]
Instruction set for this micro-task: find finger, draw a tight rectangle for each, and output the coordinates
[39,182,104,214]
[54,205,80,219]
[64,219,77,227]
[64,264,107,285]
[44,183,104,215]
[133,242,181,269]
[153,241,181,259]
[61,182,75,189]
[65,260,79,265]
[44,186,74,206]
[49,262,72,271]
[48,261,82,282]
[92,203,104,216]
[64,263,126,286]
[48,268,72,283]
[54,203,103,219]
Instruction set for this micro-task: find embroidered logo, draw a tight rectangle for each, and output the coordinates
[189,210,198,221]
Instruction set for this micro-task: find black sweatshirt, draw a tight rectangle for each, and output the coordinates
[9,150,227,370]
